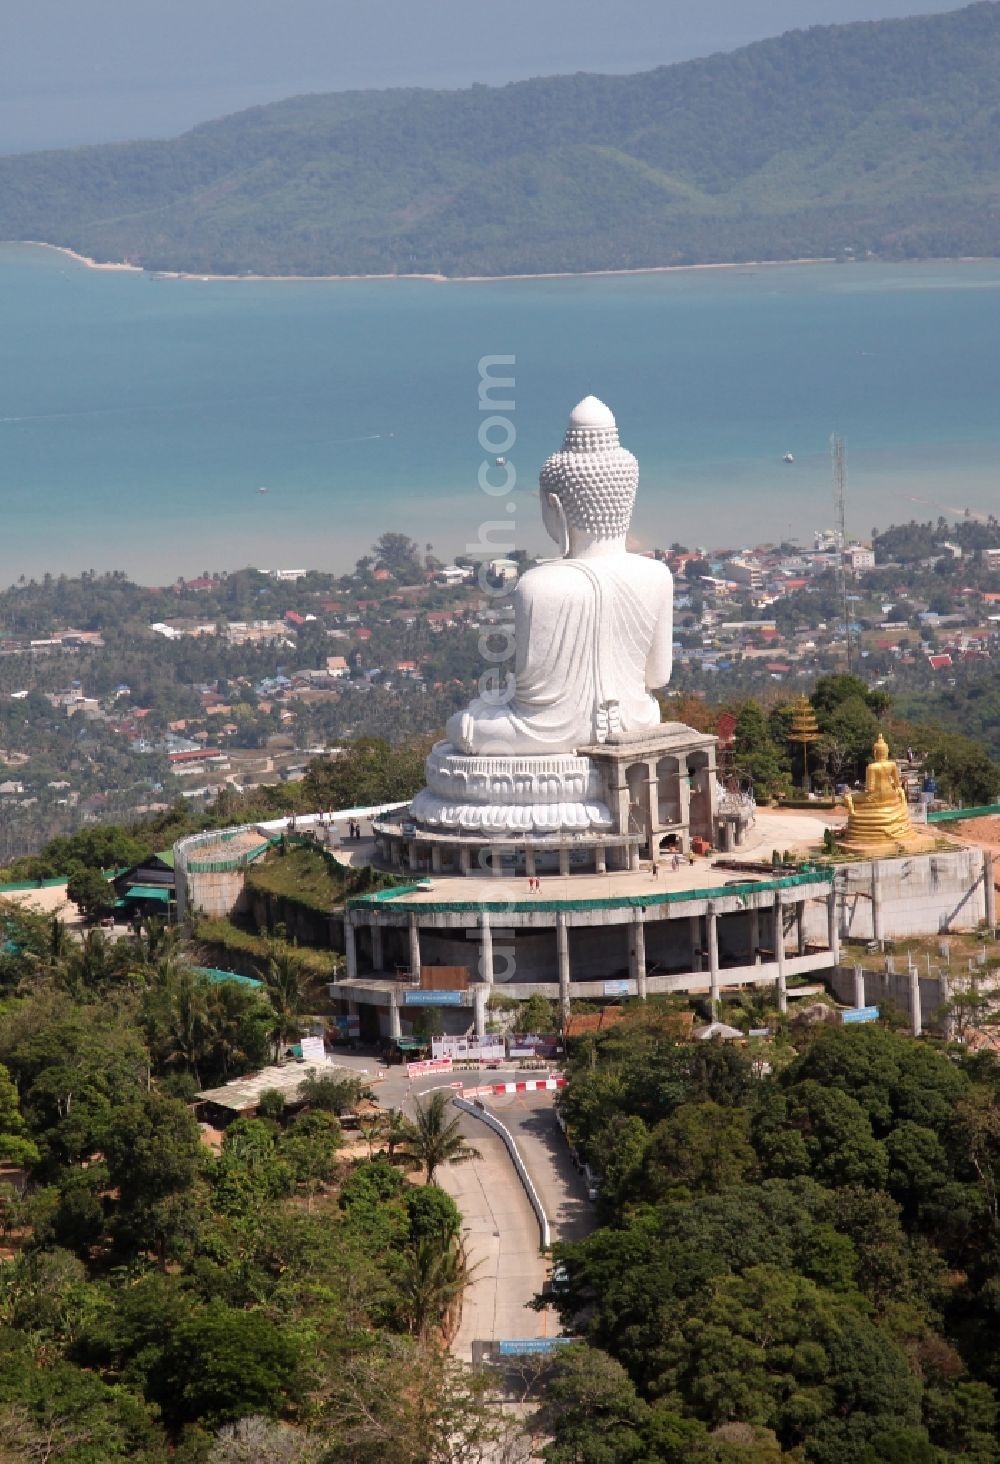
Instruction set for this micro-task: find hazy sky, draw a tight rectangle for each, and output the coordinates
[1,0,970,153]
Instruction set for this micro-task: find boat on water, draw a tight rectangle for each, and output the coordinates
[783,452,795,464]
[258,486,269,494]
[495,455,506,466]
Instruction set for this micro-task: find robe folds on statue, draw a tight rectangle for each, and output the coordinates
[447,553,672,756]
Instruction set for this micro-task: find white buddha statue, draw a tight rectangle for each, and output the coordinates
[446,396,673,756]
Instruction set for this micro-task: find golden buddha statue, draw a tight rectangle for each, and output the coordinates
[837,733,933,856]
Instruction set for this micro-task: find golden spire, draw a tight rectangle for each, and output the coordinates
[787,695,820,793]
[787,694,820,746]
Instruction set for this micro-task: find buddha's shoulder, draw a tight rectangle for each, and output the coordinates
[518,555,670,595]
[620,553,672,585]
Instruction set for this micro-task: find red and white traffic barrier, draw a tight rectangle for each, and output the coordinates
[489,1077,566,1094]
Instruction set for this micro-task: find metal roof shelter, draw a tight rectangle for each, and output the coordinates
[120,885,171,904]
[196,1057,362,1121]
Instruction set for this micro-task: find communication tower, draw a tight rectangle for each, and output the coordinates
[831,434,853,673]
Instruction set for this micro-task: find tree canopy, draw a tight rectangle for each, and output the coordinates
[542,1009,1000,1462]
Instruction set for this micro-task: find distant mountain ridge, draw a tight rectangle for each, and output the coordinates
[2,2,1000,277]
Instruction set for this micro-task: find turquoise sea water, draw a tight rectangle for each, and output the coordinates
[1,244,998,583]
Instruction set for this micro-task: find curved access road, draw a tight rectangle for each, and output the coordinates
[332,1059,593,1358]
[483,1090,593,1245]
[438,1107,553,1359]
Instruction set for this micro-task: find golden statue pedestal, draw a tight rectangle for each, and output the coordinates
[837,734,934,857]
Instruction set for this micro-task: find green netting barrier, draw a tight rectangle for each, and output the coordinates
[347,868,833,916]
[928,804,1000,824]
[192,966,264,989]
[187,841,271,874]
[0,876,71,893]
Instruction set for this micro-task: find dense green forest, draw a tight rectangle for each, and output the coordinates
[543,1008,1000,1462]
[0,909,509,1462]
[3,4,1000,276]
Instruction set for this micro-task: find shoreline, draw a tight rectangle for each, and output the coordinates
[147,255,843,284]
[17,240,144,273]
[7,240,999,286]
[12,241,842,283]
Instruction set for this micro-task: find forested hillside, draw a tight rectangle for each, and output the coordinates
[2,3,1000,276]
[544,1013,1000,1462]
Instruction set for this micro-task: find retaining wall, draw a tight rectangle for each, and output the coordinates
[801,848,992,944]
[828,963,949,1025]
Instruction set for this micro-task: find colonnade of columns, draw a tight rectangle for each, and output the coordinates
[343,886,838,1025]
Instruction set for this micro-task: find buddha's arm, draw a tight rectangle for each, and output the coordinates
[645,571,674,690]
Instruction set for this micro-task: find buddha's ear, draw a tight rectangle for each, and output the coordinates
[543,492,570,557]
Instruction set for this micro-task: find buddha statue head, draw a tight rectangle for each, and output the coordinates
[539,396,639,556]
[872,733,890,763]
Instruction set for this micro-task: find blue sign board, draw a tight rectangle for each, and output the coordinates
[843,1006,880,1024]
[498,1338,572,1357]
[603,979,631,997]
[404,990,464,1006]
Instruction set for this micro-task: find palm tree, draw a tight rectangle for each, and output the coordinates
[383,1106,411,1162]
[56,928,129,995]
[49,916,69,963]
[398,1091,480,1184]
[398,1237,470,1338]
[264,948,314,1059]
[145,964,212,1085]
[131,916,175,969]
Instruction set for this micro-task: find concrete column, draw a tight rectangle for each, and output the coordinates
[629,911,647,1000]
[645,761,659,857]
[678,761,691,835]
[827,888,841,965]
[614,779,631,838]
[595,846,607,875]
[854,966,866,1009]
[558,847,571,877]
[473,985,488,1039]
[556,913,571,1025]
[344,916,357,981]
[629,843,641,872]
[460,846,472,876]
[796,900,806,956]
[370,919,384,972]
[871,861,883,946]
[431,845,442,873]
[408,839,419,872]
[525,847,536,879]
[408,913,421,984]
[479,910,494,986]
[707,906,720,1013]
[773,901,787,1013]
[389,990,402,1040]
[689,914,702,972]
[938,973,955,1040]
[984,851,996,929]
[909,965,922,1037]
[750,906,761,964]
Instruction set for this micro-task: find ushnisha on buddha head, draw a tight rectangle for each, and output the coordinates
[539,396,639,557]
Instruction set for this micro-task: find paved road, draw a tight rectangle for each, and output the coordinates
[439,1108,552,1359]
[485,1091,593,1245]
[326,1057,592,1357]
